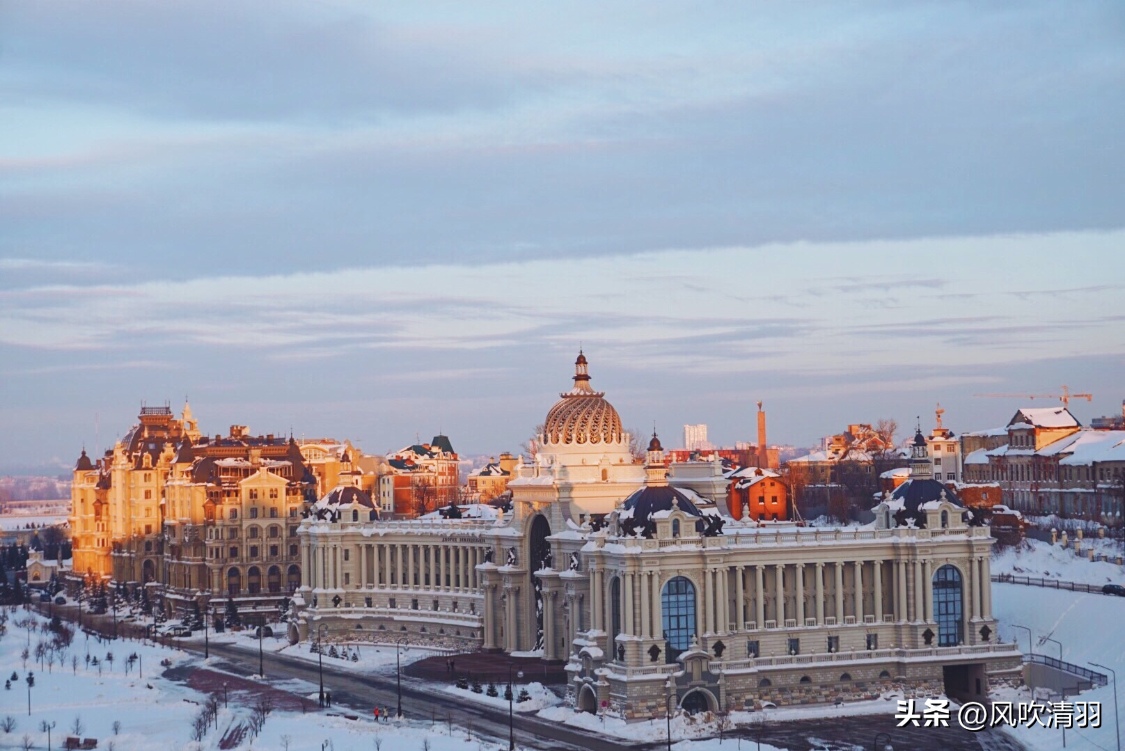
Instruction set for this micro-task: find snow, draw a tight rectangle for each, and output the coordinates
[1014,408,1080,429]
[992,537,1124,586]
[0,609,540,750]
[0,514,68,531]
[443,681,559,712]
[992,583,1125,751]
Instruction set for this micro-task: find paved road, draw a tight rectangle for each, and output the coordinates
[36,603,1027,751]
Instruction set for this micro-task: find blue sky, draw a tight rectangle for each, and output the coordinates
[1,1,1123,473]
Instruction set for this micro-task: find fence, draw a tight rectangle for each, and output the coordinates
[1025,653,1108,688]
[991,573,1117,594]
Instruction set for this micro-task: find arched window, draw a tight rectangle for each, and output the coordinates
[287,565,300,592]
[840,673,852,682]
[933,564,964,646]
[227,567,242,596]
[247,566,262,595]
[352,510,359,522]
[799,675,811,683]
[672,519,681,538]
[941,510,949,528]
[601,469,608,482]
[610,577,622,658]
[661,576,697,663]
[758,678,771,687]
[267,565,281,593]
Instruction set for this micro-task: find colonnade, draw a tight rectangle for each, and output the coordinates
[304,538,486,593]
[592,554,993,642]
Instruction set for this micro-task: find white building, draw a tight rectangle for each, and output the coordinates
[683,424,710,452]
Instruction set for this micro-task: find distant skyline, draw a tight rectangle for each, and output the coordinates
[2,2,1123,473]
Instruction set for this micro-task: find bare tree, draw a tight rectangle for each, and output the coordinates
[20,734,32,751]
[280,735,293,751]
[626,429,645,462]
[248,694,275,736]
[190,711,208,742]
[113,720,121,736]
[373,733,382,751]
[521,425,545,460]
[411,475,440,517]
[1,715,16,733]
[71,715,85,736]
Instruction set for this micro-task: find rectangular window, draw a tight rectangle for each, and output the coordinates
[230,509,238,520]
[866,634,878,651]
[249,507,259,519]
[389,598,396,609]
[144,524,152,534]
[144,489,152,500]
[344,549,350,561]
[747,640,759,658]
[827,635,839,653]
[788,638,800,656]
[452,601,459,612]
[289,508,298,518]
[432,600,439,611]
[934,457,942,466]
[344,573,350,585]
[249,545,259,558]
[365,597,372,608]
[229,547,238,558]
[289,545,298,557]
[412,599,419,610]
[270,545,278,557]
[249,489,258,500]
[470,602,476,614]
[270,489,279,499]
[270,507,278,518]
[229,528,238,539]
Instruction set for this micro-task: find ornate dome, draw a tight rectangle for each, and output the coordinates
[543,352,624,445]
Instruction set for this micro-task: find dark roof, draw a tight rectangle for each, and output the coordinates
[75,450,94,472]
[191,457,219,484]
[95,474,111,490]
[647,432,663,452]
[321,485,375,509]
[340,449,351,464]
[175,437,194,464]
[912,430,927,447]
[430,434,455,454]
[888,479,963,528]
[621,486,702,526]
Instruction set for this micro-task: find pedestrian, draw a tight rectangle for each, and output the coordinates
[450,658,455,673]
[374,706,379,722]
[325,690,332,707]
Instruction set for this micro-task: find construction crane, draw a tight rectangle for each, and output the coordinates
[973,385,1093,408]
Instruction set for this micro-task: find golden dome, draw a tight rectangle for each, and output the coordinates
[543,352,624,445]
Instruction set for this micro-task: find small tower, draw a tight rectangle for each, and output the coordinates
[909,419,933,481]
[644,430,669,487]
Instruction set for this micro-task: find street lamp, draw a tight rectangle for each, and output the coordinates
[396,638,408,719]
[316,625,329,707]
[40,720,56,751]
[665,678,676,751]
[1011,624,1034,655]
[26,671,34,716]
[1091,662,1120,751]
[1038,636,1063,661]
[508,663,524,751]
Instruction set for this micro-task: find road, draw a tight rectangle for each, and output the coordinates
[37,602,1027,751]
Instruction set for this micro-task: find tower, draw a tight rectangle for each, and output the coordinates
[756,401,767,468]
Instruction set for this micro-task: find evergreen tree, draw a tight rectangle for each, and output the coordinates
[486,682,498,698]
[223,598,241,629]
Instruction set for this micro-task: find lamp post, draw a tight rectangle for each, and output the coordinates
[1039,636,1063,661]
[203,606,209,660]
[256,605,264,678]
[40,720,56,751]
[1011,624,1034,655]
[396,638,406,718]
[665,677,675,751]
[26,671,34,716]
[508,663,524,751]
[1091,662,1120,751]
[316,625,328,707]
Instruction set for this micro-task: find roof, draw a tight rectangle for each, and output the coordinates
[1010,408,1080,429]
[619,485,702,529]
[429,435,455,454]
[175,437,194,464]
[886,479,963,527]
[318,485,375,510]
[75,450,94,471]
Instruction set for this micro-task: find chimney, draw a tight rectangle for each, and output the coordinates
[757,401,767,468]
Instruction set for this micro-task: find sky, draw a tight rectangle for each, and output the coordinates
[1,1,1124,474]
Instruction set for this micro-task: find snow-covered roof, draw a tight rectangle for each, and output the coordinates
[1057,431,1125,466]
[963,426,1009,437]
[418,503,499,520]
[963,448,991,465]
[1011,407,1080,429]
[880,467,911,479]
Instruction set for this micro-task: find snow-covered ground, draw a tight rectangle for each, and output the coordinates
[0,514,67,530]
[0,608,548,750]
[444,681,559,712]
[992,583,1125,751]
[992,537,1125,586]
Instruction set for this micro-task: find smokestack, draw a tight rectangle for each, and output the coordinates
[756,401,767,468]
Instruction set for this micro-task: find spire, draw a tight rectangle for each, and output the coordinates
[572,349,593,393]
[644,428,668,486]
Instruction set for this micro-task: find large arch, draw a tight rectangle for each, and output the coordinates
[142,558,155,584]
[529,514,552,651]
[227,567,242,596]
[247,566,262,595]
[577,685,597,714]
[287,565,300,592]
[681,688,716,715]
[267,565,281,593]
[661,576,697,664]
[933,564,964,646]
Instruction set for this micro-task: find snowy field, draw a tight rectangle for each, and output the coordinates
[0,609,556,750]
[0,514,67,531]
[992,537,1125,586]
[992,583,1125,751]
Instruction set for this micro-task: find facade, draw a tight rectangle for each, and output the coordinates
[725,466,789,522]
[466,453,516,502]
[387,437,461,517]
[683,424,710,452]
[960,408,1125,525]
[293,352,1020,720]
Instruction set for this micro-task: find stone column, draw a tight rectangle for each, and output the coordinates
[358,544,366,589]
[590,571,601,632]
[543,591,555,659]
[506,586,518,652]
[640,571,650,639]
[719,568,730,634]
[754,565,765,628]
[815,562,824,624]
[982,556,992,618]
[834,562,844,623]
[300,537,310,587]
[850,557,859,620]
[795,563,805,625]
[624,572,634,636]
[735,567,745,631]
[971,556,982,619]
[483,585,496,649]
[897,560,907,622]
[774,564,785,624]
[396,544,404,588]
[873,560,883,621]
[913,560,923,622]
[923,560,933,622]
[652,574,663,642]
